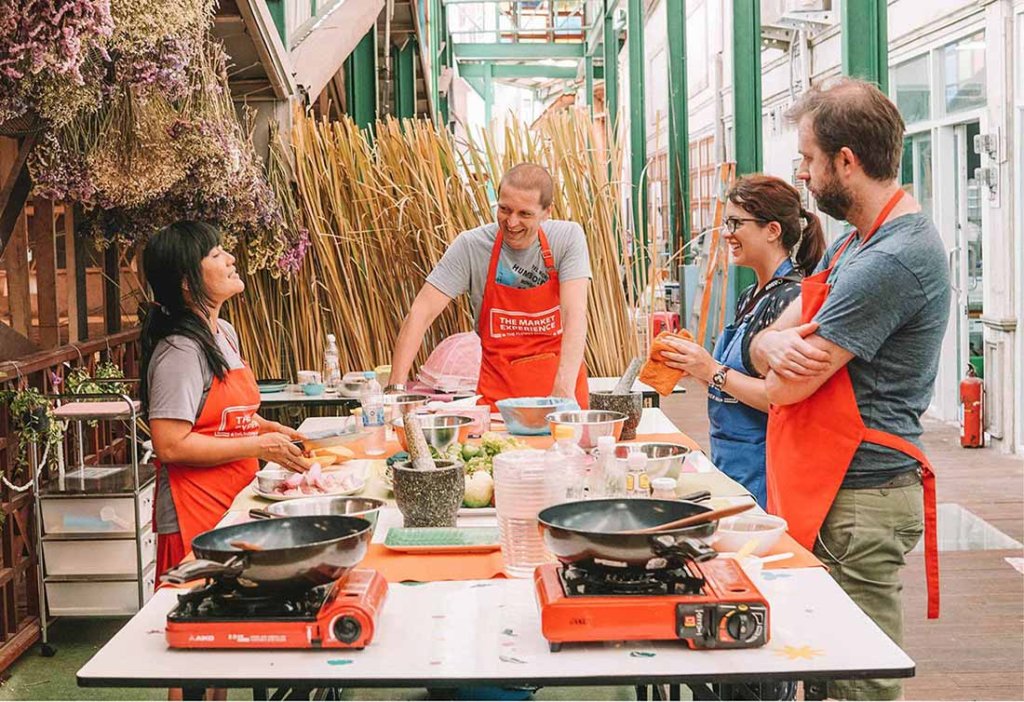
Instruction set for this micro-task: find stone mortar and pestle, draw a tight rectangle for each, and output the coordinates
[392,411,465,528]
[589,357,644,440]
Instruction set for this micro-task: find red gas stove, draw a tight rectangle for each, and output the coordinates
[166,568,388,649]
[535,557,769,652]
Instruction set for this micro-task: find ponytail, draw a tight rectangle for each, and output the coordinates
[794,208,826,276]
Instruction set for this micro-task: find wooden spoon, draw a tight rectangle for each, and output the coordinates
[619,502,756,535]
[229,540,266,551]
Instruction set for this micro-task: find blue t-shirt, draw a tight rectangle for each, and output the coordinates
[813,213,950,487]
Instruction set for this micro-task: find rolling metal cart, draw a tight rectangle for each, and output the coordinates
[32,388,155,656]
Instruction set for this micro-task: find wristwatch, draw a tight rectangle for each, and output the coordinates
[711,365,729,390]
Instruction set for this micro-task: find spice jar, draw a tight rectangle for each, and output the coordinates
[650,477,678,500]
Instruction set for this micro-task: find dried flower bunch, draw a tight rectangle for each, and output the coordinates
[0,0,114,129]
[17,0,298,272]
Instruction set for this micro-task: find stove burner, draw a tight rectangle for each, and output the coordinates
[561,559,706,596]
[171,580,330,621]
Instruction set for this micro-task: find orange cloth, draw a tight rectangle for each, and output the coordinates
[639,330,695,396]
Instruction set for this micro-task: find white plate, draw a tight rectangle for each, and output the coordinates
[251,477,366,501]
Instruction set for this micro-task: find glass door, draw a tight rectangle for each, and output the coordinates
[952,121,984,383]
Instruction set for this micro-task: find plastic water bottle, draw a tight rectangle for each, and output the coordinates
[360,372,386,456]
[626,452,651,497]
[589,435,617,499]
[323,334,342,392]
[545,425,592,501]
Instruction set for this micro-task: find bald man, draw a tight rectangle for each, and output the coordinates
[389,163,592,408]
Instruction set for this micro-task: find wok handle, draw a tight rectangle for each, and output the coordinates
[248,508,275,520]
[652,535,718,562]
[160,557,245,585]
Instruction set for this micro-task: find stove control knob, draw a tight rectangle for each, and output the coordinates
[334,615,363,644]
[725,605,756,642]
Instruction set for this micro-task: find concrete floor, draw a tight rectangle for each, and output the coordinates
[0,378,1020,700]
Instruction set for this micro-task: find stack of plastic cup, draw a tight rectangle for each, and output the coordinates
[492,449,563,578]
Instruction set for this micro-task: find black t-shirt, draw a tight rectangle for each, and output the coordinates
[736,278,803,377]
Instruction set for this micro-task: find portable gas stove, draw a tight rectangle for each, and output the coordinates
[166,568,387,649]
[534,557,768,651]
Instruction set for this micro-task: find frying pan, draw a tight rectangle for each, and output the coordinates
[537,497,719,566]
[248,496,385,527]
[161,515,372,593]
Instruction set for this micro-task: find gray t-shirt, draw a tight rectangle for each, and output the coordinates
[813,213,950,487]
[147,319,245,533]
[426,220,592,324]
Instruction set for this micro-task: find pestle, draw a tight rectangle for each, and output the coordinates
[403,411,437,471]
[612,357,643,395]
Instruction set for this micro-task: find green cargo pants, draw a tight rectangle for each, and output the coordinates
[808,482,924,700]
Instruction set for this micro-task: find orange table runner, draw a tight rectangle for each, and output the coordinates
[361,544,508,582]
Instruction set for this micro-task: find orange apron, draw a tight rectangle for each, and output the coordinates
[476,227,588,410]
[765,190,939,619]
[159,360,261,556]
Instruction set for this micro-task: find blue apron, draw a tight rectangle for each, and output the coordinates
[708,260,796,507]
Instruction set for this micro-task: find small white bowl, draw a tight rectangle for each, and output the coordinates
[712,513,788,556]
[255,468,292,493]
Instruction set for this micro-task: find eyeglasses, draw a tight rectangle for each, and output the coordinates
[723,217,768,233]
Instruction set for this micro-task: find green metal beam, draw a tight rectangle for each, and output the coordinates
[394,40,417,120]
[627,0,647,281]
[666,0,689,265]
[453,43,585,60]
[463,75,487,99]
[344,27,377,131]
[438,1,451,126]
[483,63,494,127]
[602,0,619,134]
[842,0,888,91]
[266,0,287,47]
[731,0,761,296]
[584,55,594,117]
[457,63,579,80]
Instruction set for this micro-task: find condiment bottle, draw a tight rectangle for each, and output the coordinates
[625,452,650,497]
[650,477,678,500]
[589,435,617,499]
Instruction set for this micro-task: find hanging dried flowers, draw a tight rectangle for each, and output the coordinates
[0,0,114,130]
[20,0,295,276]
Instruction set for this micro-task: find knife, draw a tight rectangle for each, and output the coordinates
[291,427,362,451]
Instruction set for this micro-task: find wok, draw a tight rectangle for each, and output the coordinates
[161,515,372,593]
[537,497,719,567]
[248,496,385,528]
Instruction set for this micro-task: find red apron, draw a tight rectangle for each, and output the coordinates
[156,360,261,571]
[765,190,939,619]
[476,227,588,410]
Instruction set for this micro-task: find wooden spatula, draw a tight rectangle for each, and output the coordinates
[619,502,756,535]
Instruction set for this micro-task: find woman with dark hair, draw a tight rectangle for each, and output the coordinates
[141,221,309,577]
[661,175,825,506]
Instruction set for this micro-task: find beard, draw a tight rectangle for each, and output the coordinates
[813,167,854,221]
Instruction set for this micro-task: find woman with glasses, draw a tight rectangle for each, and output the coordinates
[660,175,825,505]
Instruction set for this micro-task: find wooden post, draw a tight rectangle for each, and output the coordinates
[0,134,36,261]
[29,199,58,347]
[72,207,89,341]
[63,208,81,342]
[103,245,121,334]
[2,213,30,337]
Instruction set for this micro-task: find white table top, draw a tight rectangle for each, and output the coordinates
[77,569,913,689]
[588,376,685,396]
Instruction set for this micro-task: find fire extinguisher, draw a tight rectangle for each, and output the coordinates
[960,365,984,448]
